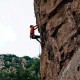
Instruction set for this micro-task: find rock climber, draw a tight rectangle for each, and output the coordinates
[30,25,40,43]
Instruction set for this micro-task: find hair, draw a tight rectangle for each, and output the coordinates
[30,25,33,28]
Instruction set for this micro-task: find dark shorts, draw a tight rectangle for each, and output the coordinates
[30,33,34,38]
[30,33,40,39]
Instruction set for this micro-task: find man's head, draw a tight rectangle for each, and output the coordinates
[30,25,33,28]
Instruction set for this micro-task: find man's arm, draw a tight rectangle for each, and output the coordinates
[34,25,38,30]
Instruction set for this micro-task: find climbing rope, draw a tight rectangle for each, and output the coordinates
[39,43,41,55]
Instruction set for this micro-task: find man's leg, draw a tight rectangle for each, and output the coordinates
[34,35,41,43]
[34,35,40,38]
[36,38,41,43]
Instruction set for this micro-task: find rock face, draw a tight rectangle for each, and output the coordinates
[34,0,80,80]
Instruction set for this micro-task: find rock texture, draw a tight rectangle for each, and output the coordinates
[34,0,80,80]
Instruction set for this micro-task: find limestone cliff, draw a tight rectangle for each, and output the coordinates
[34,0,80,80]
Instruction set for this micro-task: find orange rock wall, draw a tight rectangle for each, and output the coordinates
[34,0,80,80]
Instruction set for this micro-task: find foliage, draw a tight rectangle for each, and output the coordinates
[0,54,40,80]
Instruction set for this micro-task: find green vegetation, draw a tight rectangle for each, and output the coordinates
[0,54,40,80]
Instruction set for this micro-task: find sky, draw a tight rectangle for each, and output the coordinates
[0,0,41,57]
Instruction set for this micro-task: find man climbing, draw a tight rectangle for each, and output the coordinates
[30,25,40,43]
